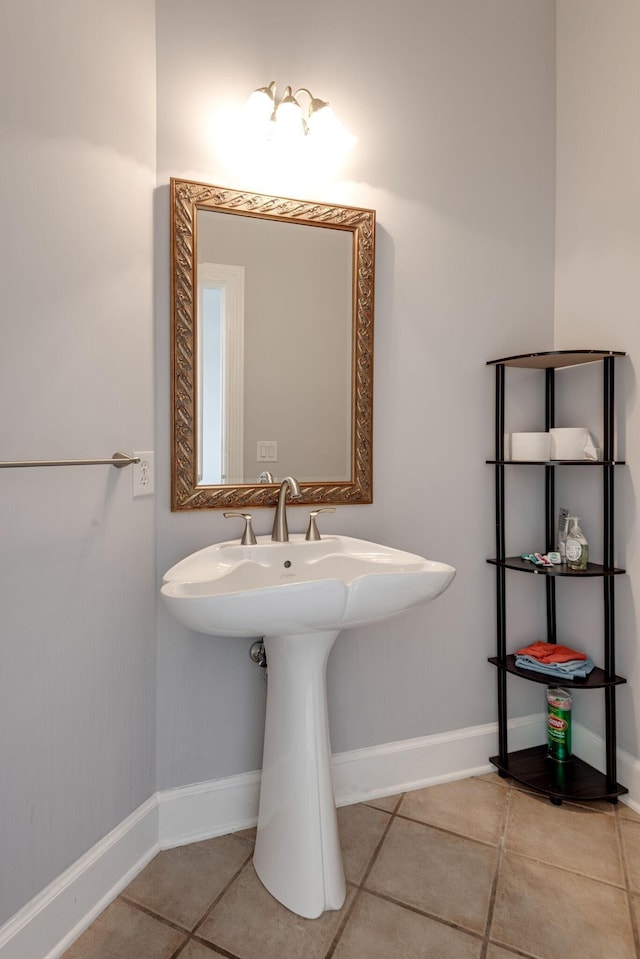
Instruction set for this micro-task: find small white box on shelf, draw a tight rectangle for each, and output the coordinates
[510,432,550,461]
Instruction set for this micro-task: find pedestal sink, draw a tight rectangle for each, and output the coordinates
[161,534,455,918]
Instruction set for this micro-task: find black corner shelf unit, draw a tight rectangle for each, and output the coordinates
[486,349,627,804]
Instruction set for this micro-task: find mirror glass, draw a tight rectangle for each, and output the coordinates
[170,179,375,510]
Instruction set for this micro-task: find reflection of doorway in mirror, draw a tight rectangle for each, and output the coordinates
[197,264,244,484]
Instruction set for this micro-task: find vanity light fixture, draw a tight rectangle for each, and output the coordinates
[245,81,356,149]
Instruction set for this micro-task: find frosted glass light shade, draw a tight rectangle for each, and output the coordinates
[245,88,274,124]
[307,104,357,150]
[274,99,305,141]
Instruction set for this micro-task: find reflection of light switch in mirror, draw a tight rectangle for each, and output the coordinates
[257,440,278,462]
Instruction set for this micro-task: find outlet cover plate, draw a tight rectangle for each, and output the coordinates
[133,451,155,497]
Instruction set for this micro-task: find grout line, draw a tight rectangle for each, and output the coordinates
[484,944,538,959]
[393,809,504,851]
[189,933,246,958]
[613,806,640,958]
[119,844,254,949]
[362,796,403,815]
[500,846,628,890]
[322,885,362,959]
[190,849,255,936]
[168,943,190,959]
[359,793,404,888]
[168,939,205,959]
[361,887,486,945]
[479,775,512,959]
[323,793,405,959]
[119,895,192,935]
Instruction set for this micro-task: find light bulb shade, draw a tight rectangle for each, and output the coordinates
[245,85,276,124]
[274,95,306,141]
[307,103,357,150]
[307,96,330,118]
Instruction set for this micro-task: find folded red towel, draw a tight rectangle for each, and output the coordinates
[514,641,587,663]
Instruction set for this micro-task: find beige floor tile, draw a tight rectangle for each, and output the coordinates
[231,825,257,843]
[505,789,623,885]
[486,946,528,959]
[179,940,224,958]
[620,819,640,892]
[197,861,355,959]
[337,802,390,883]
[398,776,508,844]
[365,817,497,935]
[631,893,640,941]
[332,890,482,959]
[566,798,617,814]
[507,780,614,814]
[619,801,640,823]
[123,834,252,930]
[491,853,636,959]
[474,772,510,788]
[61,899,186,959]
[364,793,403,813]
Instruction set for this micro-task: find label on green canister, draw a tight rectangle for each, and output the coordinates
[547,687,572,763]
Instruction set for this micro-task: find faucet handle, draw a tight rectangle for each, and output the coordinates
[305,508,336,542]
[223,512,257,545]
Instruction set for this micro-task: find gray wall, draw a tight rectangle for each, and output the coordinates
[555,0,640,756]
[0,0,157,926]
[155,0,556,789]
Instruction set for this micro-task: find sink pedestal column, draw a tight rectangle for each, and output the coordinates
[253,630,346,919]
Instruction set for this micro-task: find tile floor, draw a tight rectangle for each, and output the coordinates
[62,773,640,959]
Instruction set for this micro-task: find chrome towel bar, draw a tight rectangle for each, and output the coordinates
[0,452,140,469]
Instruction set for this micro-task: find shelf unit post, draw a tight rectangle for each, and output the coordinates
[495,363,508,762]
[545,367,557,644]
[603,356,617,792]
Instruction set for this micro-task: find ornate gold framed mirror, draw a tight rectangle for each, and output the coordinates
[170,178,375,510]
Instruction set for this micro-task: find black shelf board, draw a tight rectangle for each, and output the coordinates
[486,350,625,369]
[490,745,627,802]
[488,656,626,689]
[487,557,625,576]
[487,459,625,466]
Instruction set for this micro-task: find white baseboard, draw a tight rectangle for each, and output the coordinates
[0,796,159,959]
[572,721,640,813]
[157,713,547,848]
[3,712,639,959]
[332,712,546,806]
[158,770,261,850]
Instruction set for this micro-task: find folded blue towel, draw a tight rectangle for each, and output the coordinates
[514,655,595,680]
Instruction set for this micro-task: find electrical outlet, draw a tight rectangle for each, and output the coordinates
[133,451,155,497]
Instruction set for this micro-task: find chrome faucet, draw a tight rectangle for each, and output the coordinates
[271,476,302,542]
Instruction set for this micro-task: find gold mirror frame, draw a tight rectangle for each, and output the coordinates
[170,178,375,510]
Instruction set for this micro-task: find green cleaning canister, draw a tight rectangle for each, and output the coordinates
[547,687,572,762]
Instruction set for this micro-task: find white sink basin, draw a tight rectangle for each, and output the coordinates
[161,534,455,637]
[161,533,455,920]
